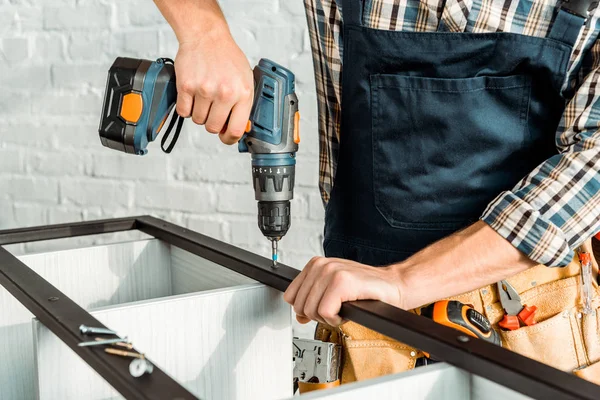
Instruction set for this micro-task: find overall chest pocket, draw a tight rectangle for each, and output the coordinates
[371,74,532,229]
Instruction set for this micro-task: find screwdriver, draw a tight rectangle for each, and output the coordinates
[577,246,593,315]
[271,238,279,268]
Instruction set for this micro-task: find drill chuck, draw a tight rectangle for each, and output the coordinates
[252,155,295,240]
[258,201,291,239]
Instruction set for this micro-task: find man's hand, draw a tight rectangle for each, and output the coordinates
[154,0,254,145]
[284,222,538,325]
[175,35,254,144]
[283,257,403,326]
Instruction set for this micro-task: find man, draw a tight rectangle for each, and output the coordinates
[156,0,600,378]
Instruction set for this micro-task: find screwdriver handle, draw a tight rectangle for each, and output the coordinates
[499,315,520,331]
[518,305,537,326]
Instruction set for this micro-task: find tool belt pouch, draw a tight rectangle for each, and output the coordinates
[315,239,600,385]
[487,241,600,379]
[315,319,424,384]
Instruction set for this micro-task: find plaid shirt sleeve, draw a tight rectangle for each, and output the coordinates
[481,19,600,267]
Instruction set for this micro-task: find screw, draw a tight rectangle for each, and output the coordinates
[129,358,154,378]
[531,281,537,287]
[457,335,470,343]
[96,337,133,349]
[79,324,118,336]
[106,348,144,359]
[48,297,59,302]
[78,337,129,347]
[481,289,488,295]
[410,351,416,357]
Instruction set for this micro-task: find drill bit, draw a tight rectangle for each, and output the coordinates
[271,238,279,268]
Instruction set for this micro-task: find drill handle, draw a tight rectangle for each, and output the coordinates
[239,59,299,155]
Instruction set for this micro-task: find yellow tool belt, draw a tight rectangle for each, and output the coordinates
[312,239,600,387]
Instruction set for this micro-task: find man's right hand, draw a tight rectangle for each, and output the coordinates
[154,0,254,145]
[175,34,254,145]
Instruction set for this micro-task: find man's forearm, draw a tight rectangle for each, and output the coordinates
[154,0,230,44]
[394,221,538,310]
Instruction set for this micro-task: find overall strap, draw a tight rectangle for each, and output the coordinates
[341,0,363,27]
[549,0,597,46]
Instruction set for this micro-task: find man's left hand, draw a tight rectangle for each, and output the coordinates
[283,257,403,326]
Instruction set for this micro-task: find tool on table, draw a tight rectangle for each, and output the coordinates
[577,246,594,315]
[497,280,537,330]
[78,336,130,347]
[420,300,501,346]
[96,337,134,349]
[98,57,300,268]
[79,324,118,336]
[129,358,154,378]
[293,338,341,392]
[105,348,145,359]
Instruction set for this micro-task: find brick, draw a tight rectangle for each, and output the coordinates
[308,191,325,221]
[13,203,46,228]
[230,219,266,247]
[0,92,30,118]
[2,177,59,203]
[61,179,132,207]
[69,32,111,61]
[125,1,166,26]
[176,155,249,184]
[24,151,86,176]
[112,30,160,59]
[283,220,323,255]
[135,182,214,213]
[221,0,279,20]
[0,121,59,147]
[43,5,111,30]
[1,37,30,65]
[49,118,102,149]
[228,26,261,60]
[291,190,309,219]
[92,153,168,181]
[51,64,106,90]
[216,184,256,215]
[295,154,319,187]
[292,51,317,91]
[0,147,23,173]
[17,6,42,31]
[158,30,177,58]
[48,206,83,224]
[255,24,305,58]
[30,91,101,115]
[0,196,15,228]
[0,66,50,90]
[0,8,17,36]
[35,34,66,63]
[282,0,306,16]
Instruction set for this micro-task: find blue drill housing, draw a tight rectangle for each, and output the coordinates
[134,59,177,155]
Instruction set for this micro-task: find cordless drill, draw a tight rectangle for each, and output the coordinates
[98,57,300,265]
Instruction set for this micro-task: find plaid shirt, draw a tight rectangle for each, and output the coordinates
[303,0,600,266]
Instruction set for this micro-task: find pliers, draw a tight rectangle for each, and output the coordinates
[497,280,537,331]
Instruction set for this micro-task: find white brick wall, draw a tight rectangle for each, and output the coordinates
[0,0,324,274]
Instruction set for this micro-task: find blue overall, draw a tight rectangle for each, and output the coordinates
[324,0,586,266]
